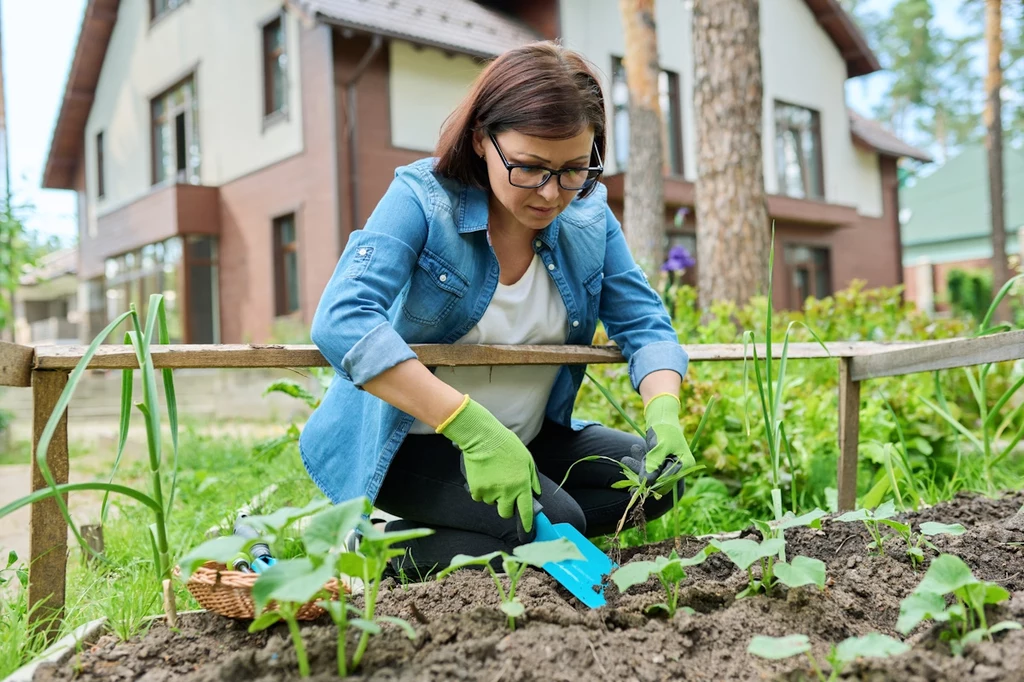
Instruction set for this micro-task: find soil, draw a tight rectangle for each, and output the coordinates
[32,490,1024,682]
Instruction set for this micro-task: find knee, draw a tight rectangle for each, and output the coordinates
[643,478,685,519]
[540,497,586,536]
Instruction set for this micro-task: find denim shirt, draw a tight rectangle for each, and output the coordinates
[300,158,689,504]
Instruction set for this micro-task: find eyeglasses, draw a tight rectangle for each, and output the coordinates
[488,134,603,191]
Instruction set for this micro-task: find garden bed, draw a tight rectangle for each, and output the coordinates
[31,491,1024,682]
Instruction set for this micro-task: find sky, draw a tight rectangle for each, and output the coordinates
[0,0,971,246]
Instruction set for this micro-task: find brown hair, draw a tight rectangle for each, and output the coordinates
[434,41,606,199]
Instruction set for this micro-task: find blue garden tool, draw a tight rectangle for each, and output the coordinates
[460,458,615,609]
[233,513,278,574]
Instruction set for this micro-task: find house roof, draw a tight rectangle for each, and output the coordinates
[19,248,78,286]
[802,0,880,78]
[42,0,880,190]
[288,0,539,59]
[849,110,933,163]
[900,143,1024,248]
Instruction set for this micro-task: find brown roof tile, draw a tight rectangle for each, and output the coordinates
[849,109,933,163]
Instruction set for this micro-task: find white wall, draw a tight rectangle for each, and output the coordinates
[388,42,482,153]
[84,0,305,224]
[558,0,885,216]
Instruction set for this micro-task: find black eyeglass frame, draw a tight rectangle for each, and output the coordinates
[488,133,604,191]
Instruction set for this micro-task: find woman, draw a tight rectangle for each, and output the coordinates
[300,41,693,575]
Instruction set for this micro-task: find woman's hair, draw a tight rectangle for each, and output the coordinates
[434,41,606,199]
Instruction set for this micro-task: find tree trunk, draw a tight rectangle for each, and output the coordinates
[619,0,665,277]
[985,0,1010,321]
[692,0,770,309]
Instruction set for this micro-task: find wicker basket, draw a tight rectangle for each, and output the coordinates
[175,561,345,620]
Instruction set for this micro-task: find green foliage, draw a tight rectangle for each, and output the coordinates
[834,500,907,556]
[707,536,826,599]
[610,547,712,617]
[436,539,583,630]
[748,631,909,681]
[0,199,59,333]
[897,554,1021,654]
[253,368,332,460]
[947,269,994,323]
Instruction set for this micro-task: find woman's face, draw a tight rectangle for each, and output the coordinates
[473,128,595,233]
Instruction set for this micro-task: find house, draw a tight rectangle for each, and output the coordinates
[42,0,930,344]
[901,143,1024,314]
[13,249,80,346]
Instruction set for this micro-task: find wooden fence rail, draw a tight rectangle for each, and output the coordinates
[1,330,1022,636]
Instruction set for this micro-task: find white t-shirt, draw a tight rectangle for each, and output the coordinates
[409,252,568,444]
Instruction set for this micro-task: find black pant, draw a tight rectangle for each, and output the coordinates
[374,419,682,577]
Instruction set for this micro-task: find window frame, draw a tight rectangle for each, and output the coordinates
[150,0,186,24]
[272,213,301,317]
[610,55,684,177]
[96,131,105,199]
[783,243,832,307]
[151,74,200,186]
[261,13,288,122]
[774,100,825,201]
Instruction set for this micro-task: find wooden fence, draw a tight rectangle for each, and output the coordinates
[2,330,1023,635]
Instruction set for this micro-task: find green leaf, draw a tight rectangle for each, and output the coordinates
[879,519,911,535]
[747,634,811,660]
[176,536,250,580]
[512,539,584,568]
[248,611,283,632]
[251,558,335,613]
[436,551,504,580]
[917,554,978,595]
[263,380,320,409]
[610,480,636,490]
[611,560,659,592]
[897,590,948,634]
[919,522,966,537]
[774,556,826,590]
[500,601,525,618]
[834,633,910,663]
[873,500,898,520]
[377,615,418,640]
[303,497,372,556]
[708,538,786,571]
[359,524,435,547]
[5,550,15,569]
[349,618,382,635]
[835,508,871,523]
[243,498,331,535]
[774,508,827,531]
[988,621,1022,635]
[907,547,925,561]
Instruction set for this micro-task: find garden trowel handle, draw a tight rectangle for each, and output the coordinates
[458,455,542,545]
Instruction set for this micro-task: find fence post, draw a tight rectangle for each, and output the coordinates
[837,358,860,511]
[28,369,70,640]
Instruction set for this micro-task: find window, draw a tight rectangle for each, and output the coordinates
[104,237,184,343]
[273,214,300,316]
[151,0,185,22]
[186,236,219,344]
[152,76,200,185]
[96,131,105,199]
[784,245,831,305]
[775,102,824,200]
[611,56,682,176]
[262,17,287,117]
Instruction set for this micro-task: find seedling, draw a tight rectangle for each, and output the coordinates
[899,522,966,570]
[436,539,583,630]
[753,508,827,562]
[609,547,712,617]
[748,632,909,681]
[708,537,826,598]
[0,550,27,590]
[832,500,906,556]
[897,554,1021,654]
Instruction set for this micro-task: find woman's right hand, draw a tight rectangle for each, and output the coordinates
[438,396,542,532]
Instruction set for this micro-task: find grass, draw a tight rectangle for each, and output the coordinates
[0,426,319,679]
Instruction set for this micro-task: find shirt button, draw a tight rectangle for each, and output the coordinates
[439,274,448,282]
[358,248,367,256]
[534,240,542,248]
[572,320,579,328]
[547,263,556,271]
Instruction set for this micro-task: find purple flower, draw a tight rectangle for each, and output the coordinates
[661,245,695,272]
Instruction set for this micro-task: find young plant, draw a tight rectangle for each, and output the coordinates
[436,539,583,630]
[832,500,906,556]
[0,295,181,624]
[897,553,1022,654]
[752,507,827,562]
[306,501,429,675]
[252,368,332,460]
[748,632,909,681]
[742,225,830,522]
[609,547,711,617]
[708,537,826,599]
[921,273,1024,493]
[894,522,966,570]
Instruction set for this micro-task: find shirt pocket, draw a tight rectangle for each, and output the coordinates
[402,249,469,325]
[583,269,604,320]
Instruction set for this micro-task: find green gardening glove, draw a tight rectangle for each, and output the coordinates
[641,393,696,474]
[438,396,542,532]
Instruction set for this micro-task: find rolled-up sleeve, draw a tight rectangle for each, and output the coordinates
[310,169,430,387]
[597,205,689,390]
